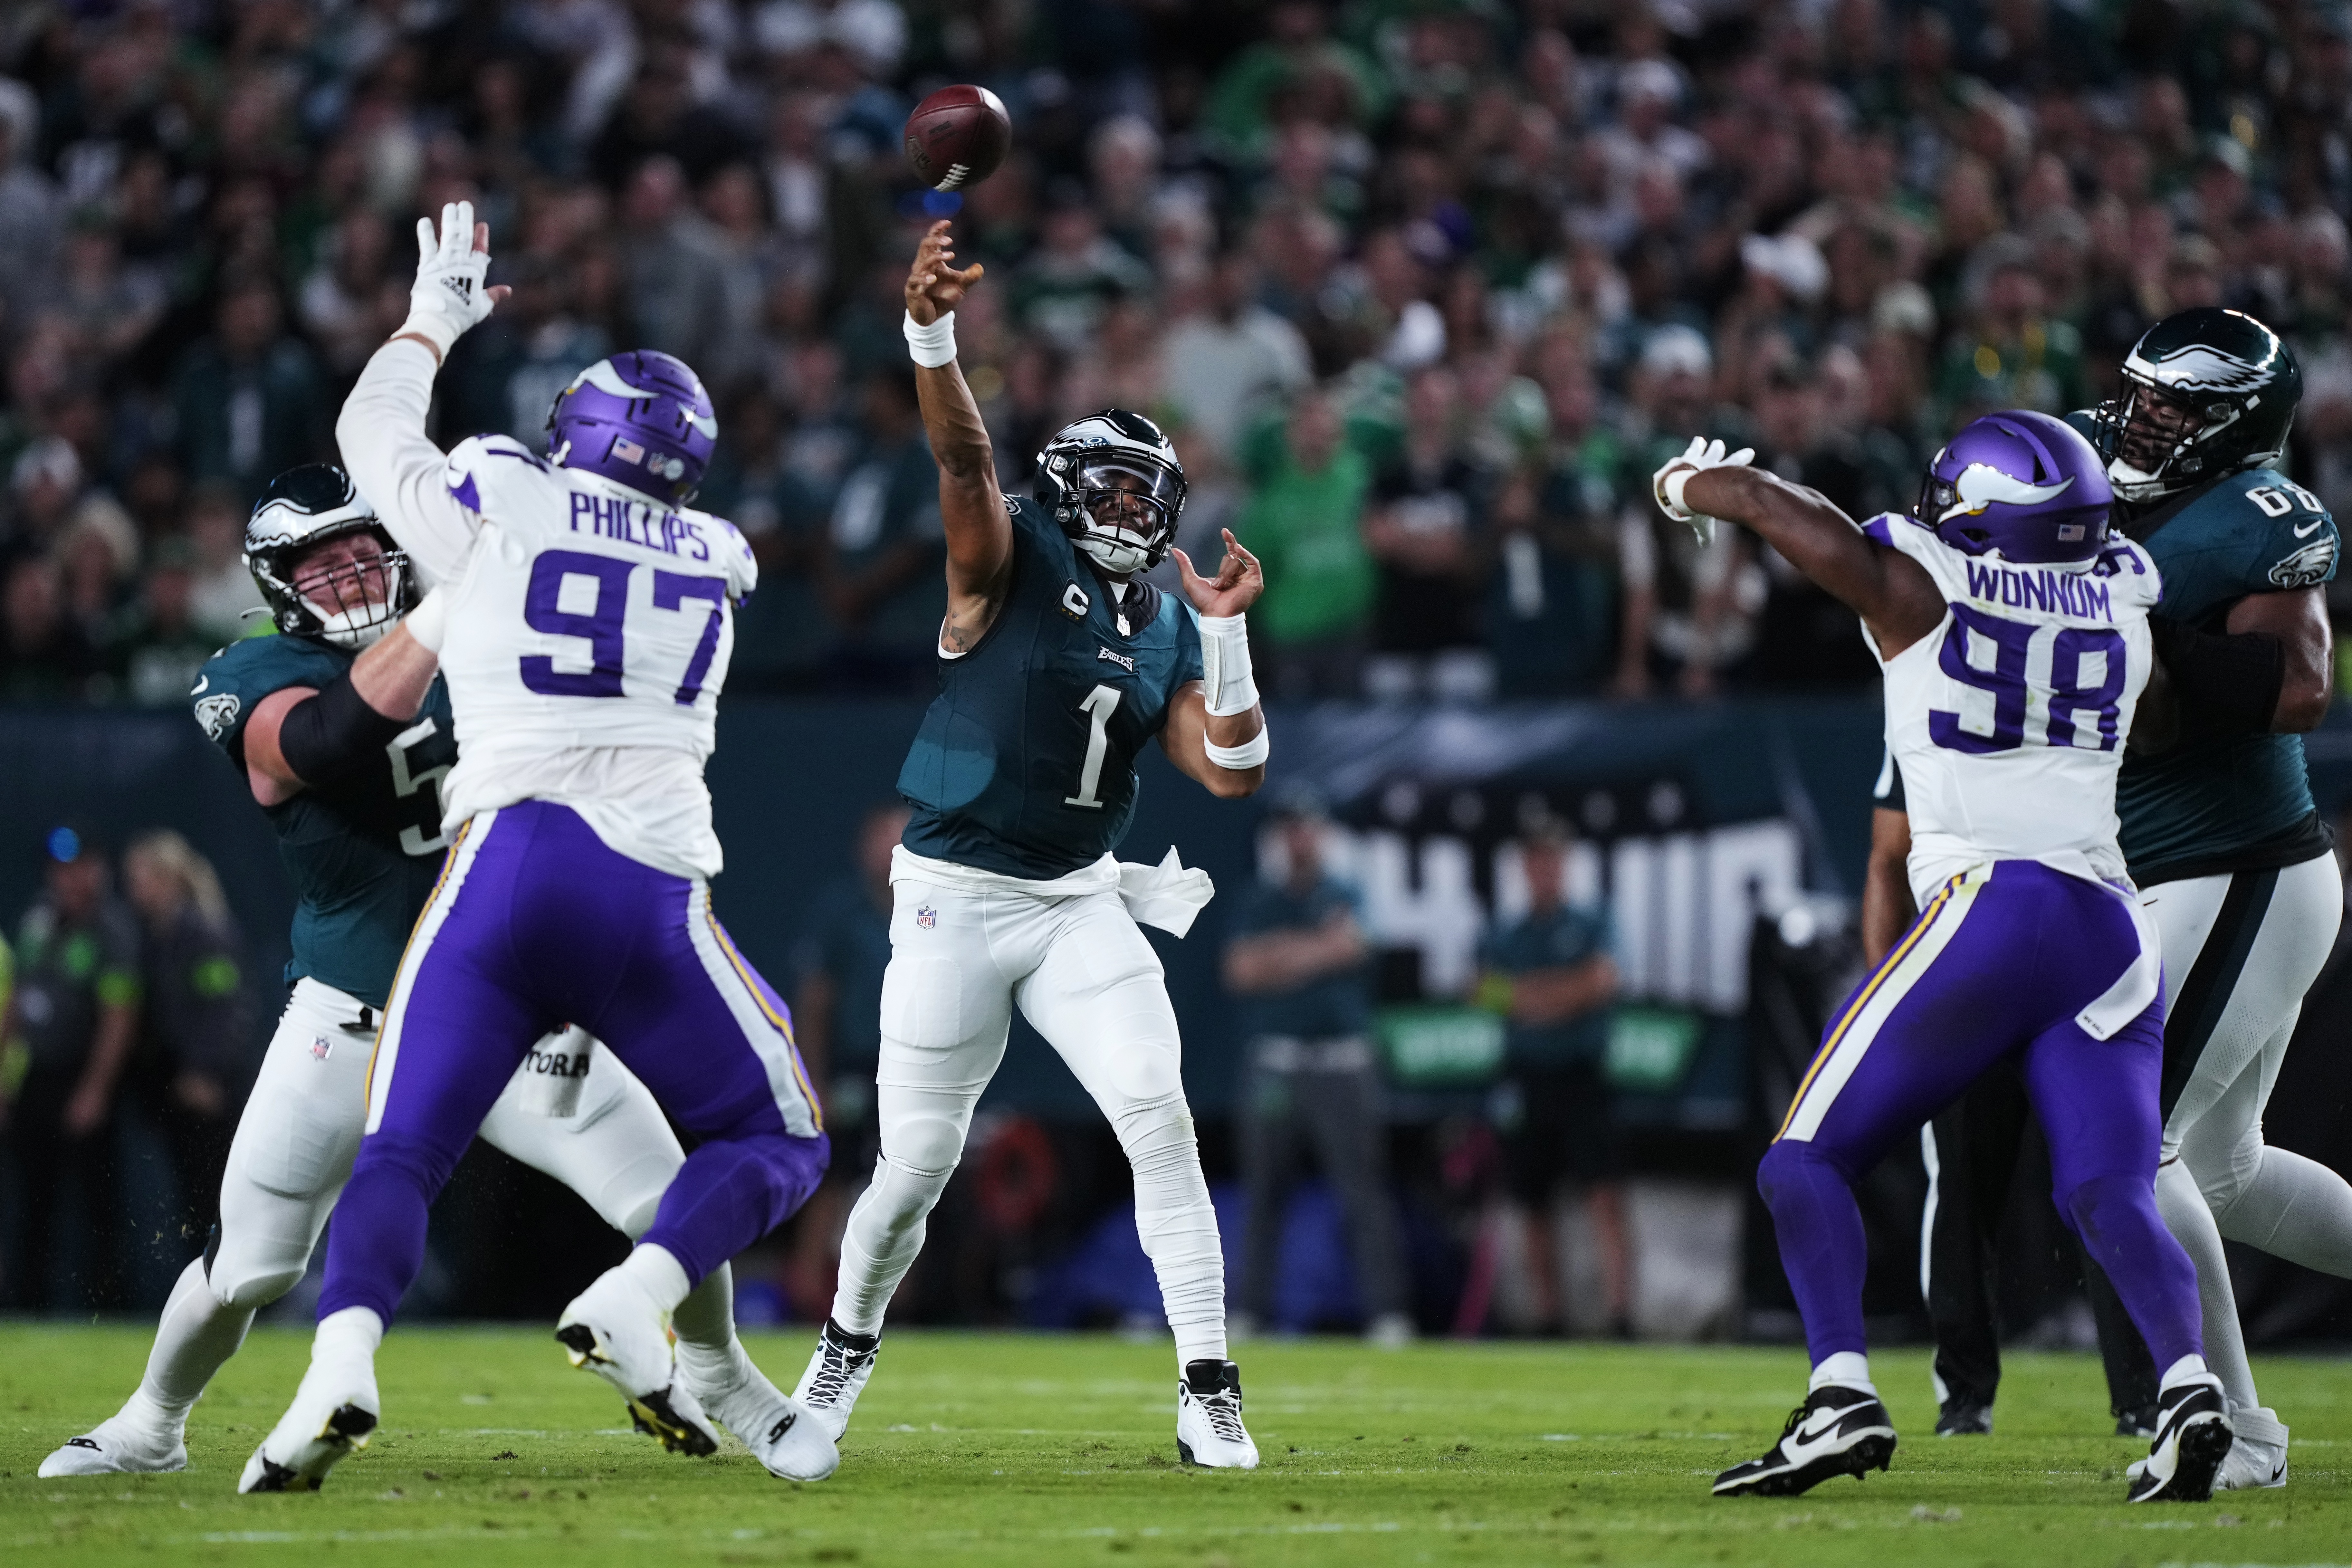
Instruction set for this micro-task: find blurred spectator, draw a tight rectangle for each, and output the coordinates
[1,555,97,701]
[1235,390,1373,699]
[1160,251,1312,467]
[121,830,250,1242]
[1226,793,1409,1345]
[1362,365,1491,703]
[185,483,265,647]
[118,538,216,707]
[618,156,730,373]
[1744,359,1882,688]
[1477,818,1626,1337]
[818,365,944,689]
[1014,182,1152,355]
[446,253,614,448]
[0,825,141,1310]
[171,282,330,505]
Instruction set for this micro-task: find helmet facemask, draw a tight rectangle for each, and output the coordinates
[263,529,412,650]
[1068,457,1181,575]
[2094,378,2242,502]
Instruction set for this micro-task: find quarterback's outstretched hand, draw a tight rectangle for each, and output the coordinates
[1653,436,1755,546]
[1173,529,1265,618]
[907,220,984,326]
[397,201,508,362]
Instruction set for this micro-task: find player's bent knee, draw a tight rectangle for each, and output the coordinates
[1106,1043,1183,1106]
[883,1114,968,1177]
[210,1261,306,1312]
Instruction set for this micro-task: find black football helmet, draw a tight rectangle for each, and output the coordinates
[2089,307,2301,503]
[1036,409,1187,575]
[245,464,416,649]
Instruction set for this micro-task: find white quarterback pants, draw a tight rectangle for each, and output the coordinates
[2143,850,2352,1411]
[107,977,736,1435]
[829,849,1227,1364]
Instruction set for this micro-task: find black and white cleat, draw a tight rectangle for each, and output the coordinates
[1713,1385,1897,1498]
[2126,1379,2232,1503]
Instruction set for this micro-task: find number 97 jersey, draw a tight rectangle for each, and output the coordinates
[1863,510,2162,903]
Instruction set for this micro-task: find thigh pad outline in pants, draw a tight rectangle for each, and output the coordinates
[875,879,1016,1179]
[2152,854,2343,1159]
[211,979,377,1310]
[479,1031,686,1240]
[1015,892,1185,1123]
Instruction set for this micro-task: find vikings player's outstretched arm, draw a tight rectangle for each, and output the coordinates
[336,204,510,584]
[1668,460,1947,657]
[904,221,1015,654]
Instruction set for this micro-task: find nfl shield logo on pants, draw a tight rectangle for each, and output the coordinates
[916,904,937,930]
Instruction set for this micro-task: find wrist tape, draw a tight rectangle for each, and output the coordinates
[403,587,449,653]
[904,310,957,368]
[1205,724,1270,770]
[1197,613,1259,717]
[1659,467,1698,521]
[396,311,460,359]
[2149,615,2283,744]
[277,672,411,784]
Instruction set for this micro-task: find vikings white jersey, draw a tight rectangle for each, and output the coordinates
[1862,510,2162,903]
[338,340,756,878]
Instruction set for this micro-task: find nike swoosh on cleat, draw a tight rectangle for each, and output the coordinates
[66,1438,99,1451]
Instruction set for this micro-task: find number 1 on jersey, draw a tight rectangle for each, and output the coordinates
[1065,684,1123,809]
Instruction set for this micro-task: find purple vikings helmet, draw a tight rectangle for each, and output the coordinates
[545,350,717,505]
[1916,409,2114,567]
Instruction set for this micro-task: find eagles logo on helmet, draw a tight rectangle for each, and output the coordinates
[244,464,417,650]
[2089,307,2302,504]
[1035,409,1188,577]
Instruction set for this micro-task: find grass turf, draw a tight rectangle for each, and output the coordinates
[0,1326,2346,1566]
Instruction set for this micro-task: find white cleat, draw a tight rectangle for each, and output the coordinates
[39,1413,187,1477]
[1176,1359,1259,1469]
[791,1318,879,1445]
[2215,1406,2289,1491]
[556,1267,717,1457]
[696,1372,839,1482]
[239,1361,379,1493]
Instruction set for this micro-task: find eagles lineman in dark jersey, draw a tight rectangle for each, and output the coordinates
[791,221,1271,1469]
[42,467,790,1479]
[2073,308,2352,1490]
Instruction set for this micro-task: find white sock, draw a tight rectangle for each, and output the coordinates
[314,1305,384,1365]
[2159,1352,2213,1390]
[2216,1147,2352,1277]
[132,1257,254,1422]
[1809,1351,1874,1395]
[832,1157,951,1337]
[1117,1097,1227,1367]
[2156,1159,2256,1407]
[671,1263,751,1389]
[618,1243,692,1314]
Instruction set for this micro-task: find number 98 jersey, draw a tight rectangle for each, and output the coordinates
[1862,510,2162,903]
[433,434,758,876]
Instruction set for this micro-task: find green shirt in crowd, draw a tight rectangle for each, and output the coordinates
[1235,445,1376,647]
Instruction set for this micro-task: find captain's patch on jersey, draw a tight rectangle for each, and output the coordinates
[2270,534,2336,588]
[195,691,242,741]
[1059,582,1090,620]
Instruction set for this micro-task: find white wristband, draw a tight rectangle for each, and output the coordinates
[394,311,460,360]
[1196,613,1259,717]
[1205,724,1269,770]
[1659,466,1697,522]
[403,586,449,653]
[904,310,957,368]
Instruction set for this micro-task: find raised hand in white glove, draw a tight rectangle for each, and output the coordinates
[1652,436,1756,546]
[397,200,507,360]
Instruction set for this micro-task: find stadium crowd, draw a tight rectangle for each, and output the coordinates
[0,0,2343,706]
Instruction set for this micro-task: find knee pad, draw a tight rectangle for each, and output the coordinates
[1755,1138,1812,1205]
[882,1113,968,1179]
[206,1239,308,1311]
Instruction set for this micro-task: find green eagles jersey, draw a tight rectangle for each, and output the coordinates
[2076,427,2340,883]
[898,497,1207,879]
[193,634,458,1007]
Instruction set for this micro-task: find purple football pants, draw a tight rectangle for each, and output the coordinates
[320,800,827,1327]
[1760,859,2202,1372]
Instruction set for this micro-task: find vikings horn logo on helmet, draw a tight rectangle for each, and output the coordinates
[1938,464,2076,522]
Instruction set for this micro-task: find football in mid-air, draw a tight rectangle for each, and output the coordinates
[904,85,1012,192]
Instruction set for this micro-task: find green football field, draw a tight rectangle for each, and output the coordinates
[1,1326,2347,1567]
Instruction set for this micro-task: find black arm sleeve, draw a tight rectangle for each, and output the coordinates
[274,669,411,785]
[2147,615,2285,745]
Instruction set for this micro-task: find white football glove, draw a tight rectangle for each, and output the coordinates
[1652,436,1755,546]
[399,200,497,358]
